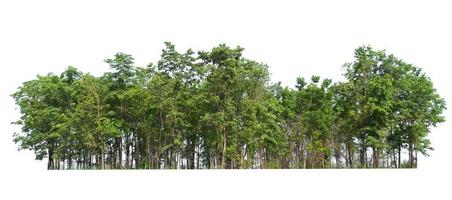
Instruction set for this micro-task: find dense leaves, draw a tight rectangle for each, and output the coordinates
[12,44,446,169]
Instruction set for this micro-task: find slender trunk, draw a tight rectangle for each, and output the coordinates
[414,149,418,168]
[68,150,73,169]
[100,149,104,169]
[159,106,164,169]
[146,133,150,169]
[126,134,130,169]
[119,137,123,169]
[372,147,379,168]
[408,143,414,168]
[360,138,366,168]
[47,143,54,170]
[117,137,122,169]
[221,126,227,169]
[190,141,196,169]
[347,142,353,168]
[196,142,200,169]
[392,149,396,168]
[259,147,265,169]
[135,127,140,169]
[345,145,349,168]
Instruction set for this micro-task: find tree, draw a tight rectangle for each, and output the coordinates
[11,43,446,169]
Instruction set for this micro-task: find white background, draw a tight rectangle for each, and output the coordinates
[1,0,451,199]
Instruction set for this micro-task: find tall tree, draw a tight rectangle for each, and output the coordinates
[11,43,446,169]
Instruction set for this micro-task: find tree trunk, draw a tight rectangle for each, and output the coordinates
[347,142,353,168]
[100,148,105,170]
[408,143,414,168]
[414,149,418,168]
[118,137,122,169]
[134,128,140,169]
[259,147,265,169]
[47,144,54,170]
[372,147,379,168]
[126,135,130,169]
[360,139,366,168]
[221,126,227,169]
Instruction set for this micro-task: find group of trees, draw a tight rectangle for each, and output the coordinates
[12,43,446,169]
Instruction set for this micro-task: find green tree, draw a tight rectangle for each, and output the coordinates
[11,43,446,169]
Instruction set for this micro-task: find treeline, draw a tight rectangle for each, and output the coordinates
[12,43,446,169]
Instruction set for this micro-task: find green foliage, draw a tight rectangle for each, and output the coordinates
[11,44,446,169]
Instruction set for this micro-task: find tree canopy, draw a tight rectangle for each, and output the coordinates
[12,43,446,169]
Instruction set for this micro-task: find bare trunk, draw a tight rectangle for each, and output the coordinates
[372,147,379,168]
[360,139,366,168]
[409,143,414,168]
[47,143,54,170]
[347,142,353,168]
[221,126,227,169]
[100,149,104,169]
[118,137,122,169]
